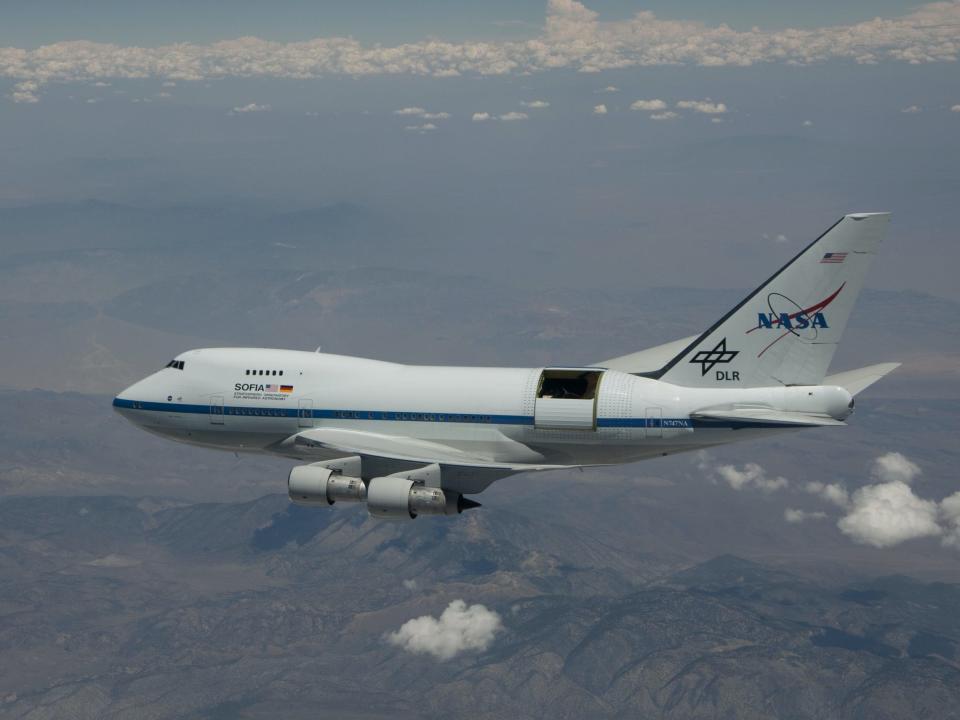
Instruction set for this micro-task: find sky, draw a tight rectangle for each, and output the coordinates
[1,0,958,298]
[0,0,927,46]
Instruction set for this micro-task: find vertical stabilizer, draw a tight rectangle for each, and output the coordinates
[649,213,890,388]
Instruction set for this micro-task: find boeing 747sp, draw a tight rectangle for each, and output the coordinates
[114,213,898,520]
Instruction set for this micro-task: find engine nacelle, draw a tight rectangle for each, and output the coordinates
[288,464,367,507]
[366,475,476,520]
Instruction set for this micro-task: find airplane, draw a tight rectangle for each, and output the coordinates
[114,212,899,520]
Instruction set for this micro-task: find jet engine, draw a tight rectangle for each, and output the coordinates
[288,464,366,506]
[287,459,480,519]
[366,475,478,520]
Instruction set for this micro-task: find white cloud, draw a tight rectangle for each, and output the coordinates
[901,104,923,113]
[805,481,850,507]
[630,98,667,111]
[650,111,679,121]
[715,462,788,492]
[402,579,418,591]
[394,107,449,119]
[838,480,941,548]
[11,80,39,103]
[710,117,724,123]
[940,492,960,548]
[803,119,814,126]
[499,111,528,121]
[231,102,270,113]
[952,104,960,112]
[386,600,503,661]
[5,0,955,101]
[872,451,922,484]
[676,99,728,114]
[598,85,619,93]
[521,99,550,108]
[404,123,437,132]
[472,112,492,122]
[785,508,827,524]
[593,103,607,114]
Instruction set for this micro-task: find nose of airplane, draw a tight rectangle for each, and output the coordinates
[112,374,161,422]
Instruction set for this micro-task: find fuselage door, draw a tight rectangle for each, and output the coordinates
[298,399,314,428]
[534,369,603,431]
[209,395,225,425]
[645,407,662,438]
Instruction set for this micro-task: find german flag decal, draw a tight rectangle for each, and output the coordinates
[280,385,294,393]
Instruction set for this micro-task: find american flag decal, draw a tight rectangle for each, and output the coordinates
[820,252,847,264]
[264,384,278,392]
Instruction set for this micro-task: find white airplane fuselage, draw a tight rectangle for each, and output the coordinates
[114,347,853,467]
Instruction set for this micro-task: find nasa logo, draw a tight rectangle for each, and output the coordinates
[756,312,829,330]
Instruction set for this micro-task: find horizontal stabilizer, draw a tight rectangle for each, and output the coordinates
[825,362,900,396]
[691,408,846,427]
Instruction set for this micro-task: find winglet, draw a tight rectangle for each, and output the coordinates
[825,362,901,396]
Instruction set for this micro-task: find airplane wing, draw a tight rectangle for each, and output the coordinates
[274,427,570,494]
[594,335,698,373]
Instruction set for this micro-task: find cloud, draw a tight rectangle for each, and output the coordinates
[650,111,680,121]
[803,119,814,126]
[940,492,960,548]
[805,481,850,507]
[710,117,724,123]
[499,111,528,121]
[676,99,728,114]
[5,0,959,101]
[872,451,922,484]
[598,85,619,93]
[838,480,941,548]
[952,104,960,112]
[630,98,667,111]
[394,107,449,119]
[472,112,492,122]
[785,508,827,524]
[901,104,923,113]
[715,462,788,492]
[404,123,437,132]
[230,102,270,113]
[11,80,39,103]
[593,103,607,114]
[386,600,503,660]
[521,99,549,108]
[402,579,418,591]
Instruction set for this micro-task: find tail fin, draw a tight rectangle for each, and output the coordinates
[648,213,890,388]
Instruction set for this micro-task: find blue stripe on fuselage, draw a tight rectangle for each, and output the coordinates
[112,398,799,430]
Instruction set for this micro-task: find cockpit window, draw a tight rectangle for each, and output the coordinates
[165,360,185,370]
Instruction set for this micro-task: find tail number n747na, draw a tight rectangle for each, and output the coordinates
[114,213,899,520]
